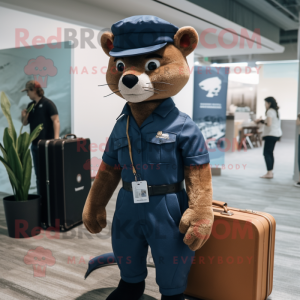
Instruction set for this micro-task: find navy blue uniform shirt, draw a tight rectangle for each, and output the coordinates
[102,97,210,185]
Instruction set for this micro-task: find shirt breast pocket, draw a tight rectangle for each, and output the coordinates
[114,137,131,167]
[146,132,177,164]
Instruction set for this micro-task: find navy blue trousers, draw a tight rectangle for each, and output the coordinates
[111,188,194,296]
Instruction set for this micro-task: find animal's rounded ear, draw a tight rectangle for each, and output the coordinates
[100,32,114,56]
[174,26,198,57]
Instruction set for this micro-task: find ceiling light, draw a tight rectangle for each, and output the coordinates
[211,62,248,67]
[256,60,299,65]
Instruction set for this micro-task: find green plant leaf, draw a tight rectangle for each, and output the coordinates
[0,155,19,191]
[0,92,17,146]
[27,123,43,147]
[17,103,34,148]
[0,142,8,162]
[17,132,30,164]
[0,144,17,197]
[2,129,22,199]
[14,188,24,201]
[22,149,32,200]
[7,144,23,199]
[17,132,25,157]
[18,124,42,161]
[26,103,34,114]
[3,128,13,153]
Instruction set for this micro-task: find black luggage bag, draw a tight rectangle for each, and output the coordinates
[38,134,91,231]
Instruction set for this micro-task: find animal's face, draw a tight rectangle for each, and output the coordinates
[101,26,199,103]
[105,45,190,102]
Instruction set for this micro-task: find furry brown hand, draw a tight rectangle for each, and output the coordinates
[179,163,214,251]
[82,161,121,234]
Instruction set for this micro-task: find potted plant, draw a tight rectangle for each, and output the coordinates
[0,91,43,238]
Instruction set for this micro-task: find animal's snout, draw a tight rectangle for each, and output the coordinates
[122,74,139,89]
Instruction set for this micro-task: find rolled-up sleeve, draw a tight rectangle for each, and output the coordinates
[102,128,119,167]
[178,116,210,166]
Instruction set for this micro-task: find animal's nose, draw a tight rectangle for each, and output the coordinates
[122,74,138,89]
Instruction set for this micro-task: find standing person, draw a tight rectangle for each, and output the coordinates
[255,97,282,179]
[21,80,60,194]
[295,113,300,187]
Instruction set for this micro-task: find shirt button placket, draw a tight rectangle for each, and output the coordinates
[137,130,146,224]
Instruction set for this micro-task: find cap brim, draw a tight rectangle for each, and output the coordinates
[21,88,28,92]
[109,42,167,57]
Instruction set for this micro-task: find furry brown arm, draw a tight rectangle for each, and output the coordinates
[82,161,121,233]
[179,163,214,251]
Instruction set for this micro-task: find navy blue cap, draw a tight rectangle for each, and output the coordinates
[110,15,179,57]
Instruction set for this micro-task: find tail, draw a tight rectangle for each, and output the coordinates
[84,252,117,279]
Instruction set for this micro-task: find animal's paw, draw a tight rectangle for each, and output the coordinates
[82,206,107,234]
[179,208,214,251]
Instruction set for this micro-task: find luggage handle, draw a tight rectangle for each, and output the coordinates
[212,200,234,216]
[64,134,77,139]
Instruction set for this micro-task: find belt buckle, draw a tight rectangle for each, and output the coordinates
[147,185,152,195]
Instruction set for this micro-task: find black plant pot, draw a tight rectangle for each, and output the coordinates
[3,194,41,238]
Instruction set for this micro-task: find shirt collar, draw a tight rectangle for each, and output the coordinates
[34,96,44,105]
[152,97,175,117]
[116,97,175,120]
[116,102,131,120]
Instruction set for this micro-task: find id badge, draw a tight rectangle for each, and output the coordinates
[132,181,149,204]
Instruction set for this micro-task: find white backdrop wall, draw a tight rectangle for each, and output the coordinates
[257,63,298,120]
[172,53,194,118]
[72,42,125,168]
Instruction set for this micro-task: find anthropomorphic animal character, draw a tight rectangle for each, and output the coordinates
[83,15,214,300]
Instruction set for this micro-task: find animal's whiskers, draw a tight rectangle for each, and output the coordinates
[142,87,167,92]
[98,83,117,86]
[104,90,120,97]
[147,81,173,85]
[143,88,160,94]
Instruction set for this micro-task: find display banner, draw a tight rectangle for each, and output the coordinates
[193,66,229,166]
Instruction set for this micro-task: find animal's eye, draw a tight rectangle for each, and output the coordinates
[116,60,125,72]
[43,67,47,71]
[145,59,160,71]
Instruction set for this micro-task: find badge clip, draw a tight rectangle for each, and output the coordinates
[134,173,142,182]
[156,131,169,139]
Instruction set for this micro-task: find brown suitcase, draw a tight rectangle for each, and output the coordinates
[185,200,276,300]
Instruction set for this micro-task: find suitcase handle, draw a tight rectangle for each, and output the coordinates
[212,200,227,208]
[212,200,234,216]
[64,134,77,139]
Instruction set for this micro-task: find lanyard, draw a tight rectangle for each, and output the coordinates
[126,115,138,181]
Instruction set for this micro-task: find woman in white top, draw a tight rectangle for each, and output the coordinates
[255,97,282,179]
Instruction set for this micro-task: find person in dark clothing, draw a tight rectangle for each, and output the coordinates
[21,80,60,194]
[255,97,282,179]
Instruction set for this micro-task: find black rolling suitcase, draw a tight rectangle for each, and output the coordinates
[38,134,91,231]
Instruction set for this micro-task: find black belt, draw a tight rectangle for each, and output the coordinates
[122,180,185,196]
